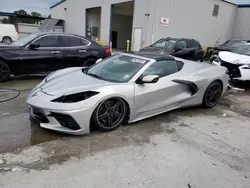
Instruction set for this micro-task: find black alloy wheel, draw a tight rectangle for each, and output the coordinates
[203,81,223,108]
[92,98,127,131]
[0,61,11,82]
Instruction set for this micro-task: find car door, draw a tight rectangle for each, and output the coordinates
[21,35,62,74]
[59,35,91,67]
[173,40,190,59]
[134,60,188,118]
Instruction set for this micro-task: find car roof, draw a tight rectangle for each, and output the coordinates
[128,51,175,61]
[35,32,85,38]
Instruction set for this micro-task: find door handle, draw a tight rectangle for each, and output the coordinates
[51,51,60,54]
[78,50,87,53]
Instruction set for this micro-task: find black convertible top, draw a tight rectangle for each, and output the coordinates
[129,51,175,61]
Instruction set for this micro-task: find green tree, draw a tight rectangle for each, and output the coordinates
[31,12,42,18]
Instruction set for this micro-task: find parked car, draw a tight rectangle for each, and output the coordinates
[27,52,228,135]
[0,24,19,44]
[212,43,250,81]
[0,33,111,82]
[140,37,203,61]
[205,39,249,61]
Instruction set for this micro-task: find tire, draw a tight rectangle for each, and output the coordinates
[202,80,223,108]
[83,58,97,67]
[92,98,128,132]
[2,37,12,45]
[0,60,11,82]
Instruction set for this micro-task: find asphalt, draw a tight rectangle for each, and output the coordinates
[0,77,250,187]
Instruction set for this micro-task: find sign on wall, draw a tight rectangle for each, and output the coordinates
[160,17,169,26]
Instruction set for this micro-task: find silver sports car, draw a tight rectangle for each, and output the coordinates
[27,52,229,135]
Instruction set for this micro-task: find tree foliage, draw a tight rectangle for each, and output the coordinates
[3,9,43,25]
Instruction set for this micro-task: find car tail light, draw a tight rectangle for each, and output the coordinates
[105,49,112,56]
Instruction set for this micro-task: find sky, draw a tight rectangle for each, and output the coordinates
[0,0,58,16]
[0,0,250,16]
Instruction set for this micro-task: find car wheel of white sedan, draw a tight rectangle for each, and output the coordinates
[202,80,223,108]
[92,98,128,132]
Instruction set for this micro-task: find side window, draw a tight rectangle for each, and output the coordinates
[186,39,198,48]
[60,36,89,47]
[152,39,166,48]
[175,40,187,50]
[143,60,179,78]
[33,36,58,47]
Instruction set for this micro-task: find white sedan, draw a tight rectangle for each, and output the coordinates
[213,43,250,81]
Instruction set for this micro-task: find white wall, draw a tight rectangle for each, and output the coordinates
[87,7,101,41]
[51,0,133,43]
[112,13,133,49]
[132,0,237,49]
[233,8,250,40]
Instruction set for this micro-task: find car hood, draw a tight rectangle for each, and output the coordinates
[37,67,116,96]
[140,47,170,54]
[219,51,250,65]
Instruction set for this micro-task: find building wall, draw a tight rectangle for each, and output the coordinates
[51,1,67,20]
[111,13,133,49]
[51,0,132,43]
[132,0,237,49]
[233,8,250,40]
[52,0,237,49]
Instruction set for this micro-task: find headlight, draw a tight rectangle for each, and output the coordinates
[51,91,99,103]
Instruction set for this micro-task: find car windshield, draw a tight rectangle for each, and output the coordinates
[223,40,246,48]
[86,55,148,82]
[233,45,250,56]
[151,38,177,50]
[11,34,38,46]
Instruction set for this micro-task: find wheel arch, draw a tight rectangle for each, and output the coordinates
[2,36,12,42]
[90,96,131,128]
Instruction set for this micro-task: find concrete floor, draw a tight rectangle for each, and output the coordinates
[0,78,250,188]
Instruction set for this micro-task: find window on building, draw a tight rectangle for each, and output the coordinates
[212,4,219,17]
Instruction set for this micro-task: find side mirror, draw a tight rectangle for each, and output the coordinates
[96,58,102,64]
[136,75,159,84]
[29,43,40,50]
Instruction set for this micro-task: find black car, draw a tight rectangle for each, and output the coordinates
[0,33,111,82]
[205,39,249,61]
[140,37,203,61]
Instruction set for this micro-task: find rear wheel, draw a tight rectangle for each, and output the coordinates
[2,37,12,45]
[83,58,97,67]
[0,61,11,82]
[202,80,223,108]
[92,98,128,132]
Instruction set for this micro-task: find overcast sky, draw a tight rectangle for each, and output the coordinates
[0,0,250,16]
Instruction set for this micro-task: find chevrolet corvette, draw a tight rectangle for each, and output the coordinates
[27,52,229,135]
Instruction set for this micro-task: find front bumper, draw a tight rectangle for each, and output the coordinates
[212,60,250,81]
[28,105,92,135]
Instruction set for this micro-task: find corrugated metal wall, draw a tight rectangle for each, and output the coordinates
[233,8,250,40]
[52,0,238,49]
[132,0,237,48]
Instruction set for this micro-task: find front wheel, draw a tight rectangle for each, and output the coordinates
[92,98,128,132]
[0,61,11,82]
[202,80,223,108]
[2,37,12,45]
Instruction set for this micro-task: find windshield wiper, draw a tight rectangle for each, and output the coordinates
[87,73,104,80]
